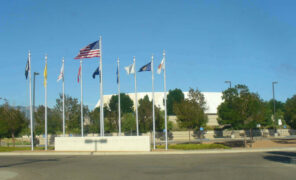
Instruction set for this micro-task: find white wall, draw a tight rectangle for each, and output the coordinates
[55,136,151,152]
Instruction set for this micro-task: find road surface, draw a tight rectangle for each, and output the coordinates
[0,151,295,180]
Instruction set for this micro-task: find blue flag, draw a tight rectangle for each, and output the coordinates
[138,62,151,72]
[92,66,100,79]
[25,58,29,79]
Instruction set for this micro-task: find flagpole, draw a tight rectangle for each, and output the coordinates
[29,51,34,151]
[163,50,168,150]
[117,57,121,135]
[45,54,48,150]
[62,58,65,136]
[80,59,84,137]
[152,54,156,150]
[134,57,139,136]
[99,36,104,136]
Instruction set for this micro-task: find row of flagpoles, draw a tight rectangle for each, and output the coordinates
[25,36,168,150]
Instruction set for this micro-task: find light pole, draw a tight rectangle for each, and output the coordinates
[33,72,39,146]
[225,81,231,89]
[272,81,278,121]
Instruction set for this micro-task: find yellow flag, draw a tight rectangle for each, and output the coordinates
[44,63,47,87]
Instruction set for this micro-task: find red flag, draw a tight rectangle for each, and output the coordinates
[77,64,81,83]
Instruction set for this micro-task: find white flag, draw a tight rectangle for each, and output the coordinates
[157,58,165,74]
[124,63,135,75]
[57,63,64,82]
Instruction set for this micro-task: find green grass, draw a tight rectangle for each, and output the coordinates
[157,143,230,150]
[6,142,31,146]
[1,138,31,145]
[0,146,54,152]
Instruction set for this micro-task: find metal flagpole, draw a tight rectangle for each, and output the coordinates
[117,58,121,135]
[100,36,104,136]
[29,51,34,151]
[32,73,36,149]
[80,59,84,137]
[152,54,156,150]
[134,57,139,136]
[62,58,65,136]
[45,54,48,150]
[163,50,168,150]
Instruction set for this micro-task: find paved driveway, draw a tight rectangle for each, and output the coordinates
[0,151,295,180]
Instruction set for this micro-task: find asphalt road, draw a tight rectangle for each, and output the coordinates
[0,151,295,180]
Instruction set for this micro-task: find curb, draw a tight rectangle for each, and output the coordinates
[0,147,295,156]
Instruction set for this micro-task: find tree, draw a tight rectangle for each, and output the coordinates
[0,103,27,146]
[284,95,296,129]
[107,93,134,132]
[174,100,207,128]
[167,88,184,115]
[218,84,270,146]
[266,99,285,127]
[104,105,117,133]
[0,106,9,146]
[87,107,100,133]
[109,93,134,114]
[138,95,164,133]
[174,88,208,140]
[34,105,62,135]
[261,101,274,128]
[188,88,207,110]
[54,94,89,134]
[122,113,136,134]
[138,95,152,132]
[218,84,269,130]
[267,100,285,115]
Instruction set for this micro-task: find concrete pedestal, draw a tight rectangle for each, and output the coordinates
[55,136,151,152]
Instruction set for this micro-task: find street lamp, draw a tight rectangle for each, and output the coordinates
[225,81,232,89]
[272,81,278,121]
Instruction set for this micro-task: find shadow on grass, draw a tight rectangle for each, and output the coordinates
[263,151,296,164]
[215,140,249,148]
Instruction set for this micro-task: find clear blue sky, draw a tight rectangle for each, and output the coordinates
[1,0,296,109]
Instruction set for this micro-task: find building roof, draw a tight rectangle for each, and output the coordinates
[95,92,223,114]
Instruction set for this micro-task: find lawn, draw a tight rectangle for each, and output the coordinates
[157,143,230,150]
[0,146,54,152]
[1,138,31,146]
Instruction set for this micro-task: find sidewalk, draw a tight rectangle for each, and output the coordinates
[0,147,295,156]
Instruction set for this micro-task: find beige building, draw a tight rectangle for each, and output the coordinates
[95,92,223,127]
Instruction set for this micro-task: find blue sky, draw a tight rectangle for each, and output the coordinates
[1,0,296,109]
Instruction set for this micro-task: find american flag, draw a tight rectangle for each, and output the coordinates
[74,40,101,59]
